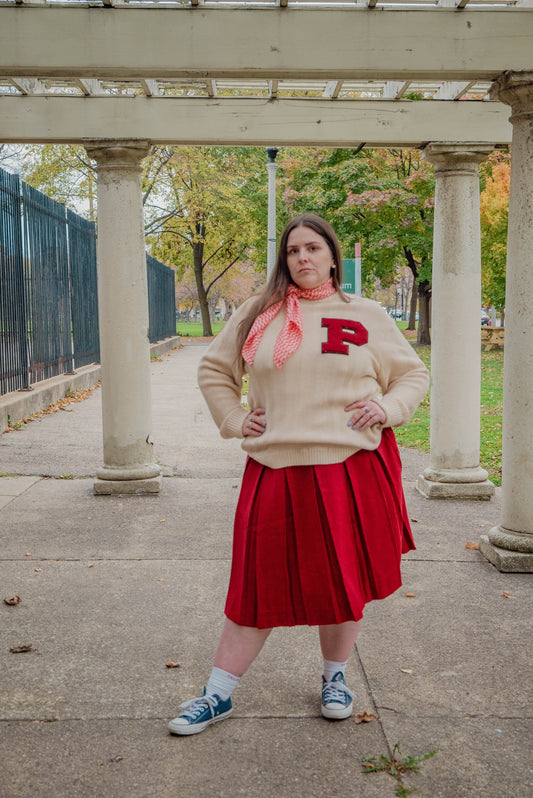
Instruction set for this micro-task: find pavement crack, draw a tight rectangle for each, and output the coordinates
[352,643,391,750]
[375,710,532,720]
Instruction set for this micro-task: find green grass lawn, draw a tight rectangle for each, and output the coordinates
[176,321,225,337]
[395,346,504,486]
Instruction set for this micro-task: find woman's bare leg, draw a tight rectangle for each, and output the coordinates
[213,617,272,676]
[318,620,362,662]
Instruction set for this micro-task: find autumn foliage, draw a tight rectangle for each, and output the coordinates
[480,153,510,314]
[280,148,434,345]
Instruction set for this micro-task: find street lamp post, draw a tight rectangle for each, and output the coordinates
[266,147,279,280]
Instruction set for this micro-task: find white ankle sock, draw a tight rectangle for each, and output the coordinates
[322,658,348,682]
[205,667,241,700]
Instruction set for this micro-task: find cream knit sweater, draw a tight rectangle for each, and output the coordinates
[198,292,429,469]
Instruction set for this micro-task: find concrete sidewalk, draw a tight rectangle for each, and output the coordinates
[0,344,531,798]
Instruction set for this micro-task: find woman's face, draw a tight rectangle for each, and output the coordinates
[286,226,335,291]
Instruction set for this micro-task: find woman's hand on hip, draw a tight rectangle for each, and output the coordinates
[242,408,267,437]
[344,400,386,431]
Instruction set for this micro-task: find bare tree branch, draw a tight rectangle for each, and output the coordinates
[143,147,175,205]
[205,249,247,296]
[202,239,235,266]
[156,228,192,246]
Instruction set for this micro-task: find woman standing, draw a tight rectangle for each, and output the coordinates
[169,214,429,735]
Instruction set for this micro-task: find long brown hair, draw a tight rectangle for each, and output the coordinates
[236,213,348,355]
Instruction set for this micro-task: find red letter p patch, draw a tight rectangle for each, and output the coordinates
[321,318,368,355]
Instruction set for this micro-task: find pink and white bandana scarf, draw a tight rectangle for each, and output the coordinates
[242,278,336,370]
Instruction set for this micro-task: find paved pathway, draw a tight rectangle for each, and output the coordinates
[0,344,531,797]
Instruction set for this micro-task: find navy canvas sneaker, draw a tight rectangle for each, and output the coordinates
[321,671,355,720]
[168,688,233,736]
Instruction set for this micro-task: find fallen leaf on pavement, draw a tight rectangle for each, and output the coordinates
[157,577,165,582]
[465,542,480,550]
[88,563,95,568]
[10,644,36,654]
[108,756,123,764]
[160,519,166,523]
[33,568,41,573]
[502,591,511,598]
[405,593,416,598]
[24,553,32,557]
[166,660,181,668]
[410,518,418,523]
[400,668,413,674]
[4,596,21,606]
[355,712,376,724]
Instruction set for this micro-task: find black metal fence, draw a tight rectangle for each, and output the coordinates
[23,181,75,382]
[0,169,28,394]
[0,167,176,396]
[67,209,99,369]
[147,255,176,344]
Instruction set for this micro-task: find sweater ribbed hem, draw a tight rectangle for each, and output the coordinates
[241,444,380,470]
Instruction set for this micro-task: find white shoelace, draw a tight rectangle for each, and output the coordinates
[179,693,219,720]
[323,679,355,705]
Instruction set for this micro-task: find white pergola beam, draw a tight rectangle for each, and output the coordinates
[140,79,160,97]
[9,77,46,95]
[76,78,104,96]
[323,80,343,99]
[433,80,475,100]
[382,81,411,99]
[1,8,532,81]
[0,96,512,146]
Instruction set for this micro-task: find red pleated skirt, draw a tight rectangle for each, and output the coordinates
[224,428,415,629]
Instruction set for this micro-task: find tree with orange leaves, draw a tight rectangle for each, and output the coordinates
[480,152,510,320]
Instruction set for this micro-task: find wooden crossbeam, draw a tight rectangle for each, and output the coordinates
[2,8,532,81]
[0,96,512,146]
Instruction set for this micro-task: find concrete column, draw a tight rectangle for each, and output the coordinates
[84,139,161,495]
[417,143,495,500]
[479,73,533,572]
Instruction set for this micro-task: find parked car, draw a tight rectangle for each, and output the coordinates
[481,310,490,326]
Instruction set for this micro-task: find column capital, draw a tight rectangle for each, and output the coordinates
[491,71,533,119]
[423,143,495,176]
[83,139,151,170]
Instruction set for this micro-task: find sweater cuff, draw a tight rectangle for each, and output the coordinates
[220,405,249,439]
[372,395,404,428]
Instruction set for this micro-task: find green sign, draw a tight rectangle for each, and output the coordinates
[342,257,361,295]
[342,259,355,293]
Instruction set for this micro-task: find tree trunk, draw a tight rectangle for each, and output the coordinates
[407,282,417,331]
[192,240,213,337]
[417,280,432,346]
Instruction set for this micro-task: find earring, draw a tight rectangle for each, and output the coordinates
[332,264,336,269]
